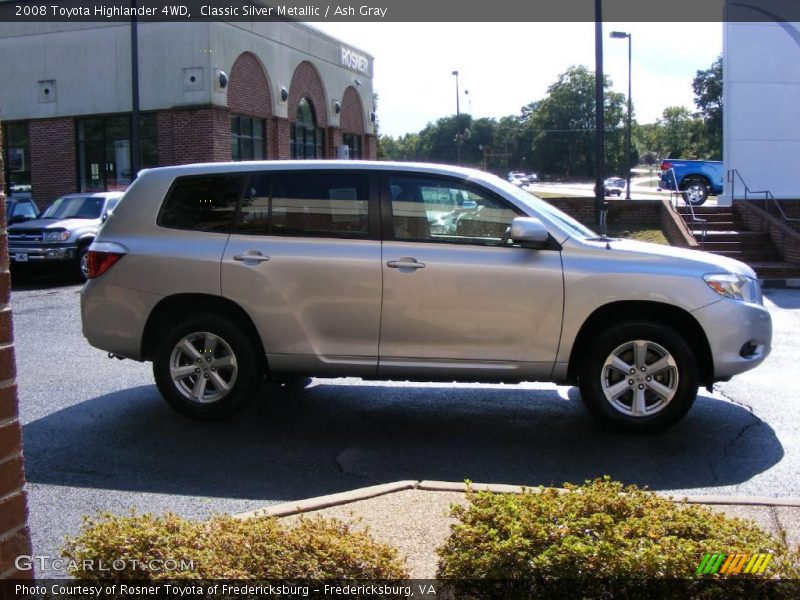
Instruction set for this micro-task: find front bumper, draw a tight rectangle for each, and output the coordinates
[8,245,76,264]
[692,298,772,380]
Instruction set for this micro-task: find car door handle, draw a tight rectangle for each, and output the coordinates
[233,253,271,263]
[387,258,426,269]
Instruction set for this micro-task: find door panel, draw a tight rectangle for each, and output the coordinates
[221,170,382,373]
[379,174,564,379]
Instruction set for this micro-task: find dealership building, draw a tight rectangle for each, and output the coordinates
[0,19,376,206]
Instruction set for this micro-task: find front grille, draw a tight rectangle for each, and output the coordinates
[8,230,44,242]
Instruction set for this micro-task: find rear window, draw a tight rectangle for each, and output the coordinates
[159,175,242,232]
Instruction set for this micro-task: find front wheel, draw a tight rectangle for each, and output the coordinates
[578,321,698,433]
[76,245,90,282]
[681,177,710,206]
[153,313,263,420]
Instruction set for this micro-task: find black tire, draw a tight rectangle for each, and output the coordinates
[76,245,90,282]
[681,177,710,206]
[578,321,698,433]
[153,313,263,420]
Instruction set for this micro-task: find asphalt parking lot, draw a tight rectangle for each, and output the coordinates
[9,276,800,576]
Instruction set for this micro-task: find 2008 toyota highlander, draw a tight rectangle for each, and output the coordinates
[80,161,771,432]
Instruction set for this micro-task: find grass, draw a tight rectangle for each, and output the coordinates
[606,225,670,245]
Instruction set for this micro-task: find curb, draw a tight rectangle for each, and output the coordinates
[234,480,800,520]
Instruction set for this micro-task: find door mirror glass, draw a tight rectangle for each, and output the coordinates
[511,217,550,246]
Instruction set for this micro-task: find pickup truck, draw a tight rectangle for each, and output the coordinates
[8,191,124,281]
[659,159,723,205]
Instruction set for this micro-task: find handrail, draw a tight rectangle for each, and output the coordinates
[665,167,707,241]
[728,168,800,225]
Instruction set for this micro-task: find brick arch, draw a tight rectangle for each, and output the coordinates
[288,61,328,127]
[340,86,366,134]
[227,51,273,119]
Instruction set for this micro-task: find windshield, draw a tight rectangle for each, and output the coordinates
[41,196,105,220]
[487,176,598,239]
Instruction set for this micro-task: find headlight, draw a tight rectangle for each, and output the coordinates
[703,273,762,304]
[43,230,70,242]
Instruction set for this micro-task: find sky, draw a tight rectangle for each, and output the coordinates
[311,22,723,138]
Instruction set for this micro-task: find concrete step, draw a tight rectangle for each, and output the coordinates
[679,212,737,222]
[750,262,800,280]
[694,231,771,243]
[707,249,781,262]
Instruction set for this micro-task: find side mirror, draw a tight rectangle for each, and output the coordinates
[510,217,551,248]
[102,212,109,222]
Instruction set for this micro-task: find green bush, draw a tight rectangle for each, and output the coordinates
[63,511,408,579]
[437,478,800,581]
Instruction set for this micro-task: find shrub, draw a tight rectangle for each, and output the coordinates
[437,478,800,584]
[63,511,408,580]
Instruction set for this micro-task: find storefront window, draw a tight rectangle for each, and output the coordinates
[2,122,31,195]
[342,133,362,160]
[77,114,157,192]
[290,98,324,159]
[230,116,264,161]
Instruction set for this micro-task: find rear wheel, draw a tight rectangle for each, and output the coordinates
[681,177,710,206]
[153,313,263,420]
[578,321,698,433]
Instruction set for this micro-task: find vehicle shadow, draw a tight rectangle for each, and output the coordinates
[10,269,80,291]
[22,381,783,502]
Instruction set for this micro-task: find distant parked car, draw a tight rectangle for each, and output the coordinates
[524,173,539,184]
[5,195,40,224]
[8,191,124,281]
[604,177,626,197]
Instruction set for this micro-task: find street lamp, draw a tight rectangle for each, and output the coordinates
[610,30,632,200]
[452,70,461,164]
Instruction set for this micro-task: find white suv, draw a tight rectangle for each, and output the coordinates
[81,161,771,432]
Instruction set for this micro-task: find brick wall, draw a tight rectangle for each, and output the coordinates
[736,200,800,264]
[0,127,33,581]
[157,107,231,165]
[606,199,662,225]
[546,197,596,223]
[340,86,365,134]
[273,118,291,160]
[29,118,77,208]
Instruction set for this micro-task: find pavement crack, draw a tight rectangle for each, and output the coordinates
[708,384,763,483]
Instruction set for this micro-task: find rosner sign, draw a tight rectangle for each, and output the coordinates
[340,46,371,77]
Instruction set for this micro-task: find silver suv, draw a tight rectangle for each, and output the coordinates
[80,162,771,432]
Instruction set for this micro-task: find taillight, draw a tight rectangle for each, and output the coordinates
[660,161,672,171]
[86,242,127,279]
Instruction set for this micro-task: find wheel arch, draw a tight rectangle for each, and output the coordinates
[141,294,267,370]
[680,173,711,188]
[567,301,714,386]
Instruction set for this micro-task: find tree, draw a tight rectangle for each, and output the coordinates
[655,106,701,159]
[692,55,723,159]
[527,65,627,179]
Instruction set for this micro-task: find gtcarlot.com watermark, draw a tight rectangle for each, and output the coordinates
[15,554,195,573]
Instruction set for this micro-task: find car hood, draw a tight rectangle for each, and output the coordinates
[8,217,99,231]
[581,237,758,279]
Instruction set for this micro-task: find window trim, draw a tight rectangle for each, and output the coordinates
[380,172,524,247]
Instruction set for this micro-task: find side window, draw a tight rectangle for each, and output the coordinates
[158,175,242,232]
[106,197,121,212]
[389,176,521,245]
[258,172,369,238]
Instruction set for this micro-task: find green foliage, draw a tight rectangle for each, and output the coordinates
[62,511,408,580]
[437,478,799,581]
[693,55,723,159]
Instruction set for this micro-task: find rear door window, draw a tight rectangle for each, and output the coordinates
[238,171,370,238]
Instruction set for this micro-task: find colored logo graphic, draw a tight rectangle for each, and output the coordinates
[696,553,772,576]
